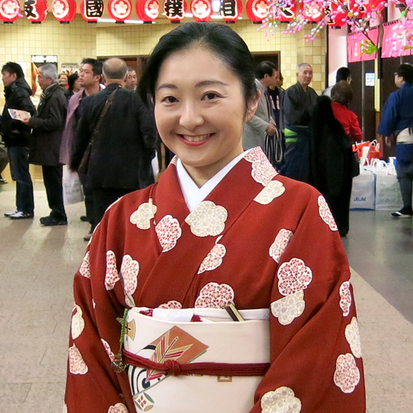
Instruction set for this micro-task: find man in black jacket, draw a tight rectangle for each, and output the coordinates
[21,64,68,226]
[71,57,157,230]
[1,62,36,219]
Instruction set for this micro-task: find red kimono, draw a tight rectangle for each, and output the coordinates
[65,147,365,413]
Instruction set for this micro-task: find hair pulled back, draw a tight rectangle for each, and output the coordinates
[138,22,257,108]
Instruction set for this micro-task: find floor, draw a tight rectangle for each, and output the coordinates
[0,181,412,413]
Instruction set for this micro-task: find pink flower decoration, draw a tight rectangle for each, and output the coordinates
[339,281,352,317]
[155,215,182,252]
[318,196,338,231]
[277,258,312,296]
[105,250,120,291]
[333,353,360,393]
[195,282,234,308]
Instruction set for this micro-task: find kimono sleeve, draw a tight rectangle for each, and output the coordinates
[64,215,135,413]
[252,190,366,413]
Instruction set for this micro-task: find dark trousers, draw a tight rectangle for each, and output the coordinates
[78,171,94,223]
[8,146,34,214]
[42,165,67,221]
[92,187,132,230]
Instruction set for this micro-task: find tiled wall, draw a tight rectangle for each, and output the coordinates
[96,20,326,93]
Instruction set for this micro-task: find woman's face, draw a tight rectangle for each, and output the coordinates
[73,78,82,92]
[154,46,257,187]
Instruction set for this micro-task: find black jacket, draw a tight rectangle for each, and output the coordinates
[71,84,157,190]
[1,78,36,148]
[28,82,67,166]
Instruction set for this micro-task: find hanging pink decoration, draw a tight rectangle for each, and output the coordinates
[302,0,324,22]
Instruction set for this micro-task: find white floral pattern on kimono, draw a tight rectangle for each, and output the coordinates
[261,386,302,413]
[277,258,313,296]
[345,317,362,358]
[185,201,227,237]
[318,196,338,231]
[155,215,182,252]
[339,281,352,317]
[244,147,277,186]
[198,237,226,274]
[108,403,129,413]
[101,338,115,362]
[333,353,360,393]
[158,300,183,309]
[69,344,88,375]
[254,180,286,205]
[79,251,90,278]
[71,304,85,340]
[269,229,294,264]
[129,199,157,230]
[271,290,305,325]
[120,254,139,306]
[105,250,120,290]
[195,282,234,308]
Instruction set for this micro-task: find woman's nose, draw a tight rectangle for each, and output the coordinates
[178,101,204,130]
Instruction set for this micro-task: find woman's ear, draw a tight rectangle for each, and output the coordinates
[244,91,260,123]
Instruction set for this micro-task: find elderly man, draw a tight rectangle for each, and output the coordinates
[281,63,318,182]
[70,58,157,231]
[378,63,413,218]
[22,64,68,226]
[124,67,138,91]
[243,60,278,150]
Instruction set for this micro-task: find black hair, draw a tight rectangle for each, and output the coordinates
[138,22,257,108]
[396,63,413,84]
[255,61,277,80]
[81,58,103,76]
[335,67,351,83]
[67,72,79,90]
[331,80,353,106]
[1,62,24,79]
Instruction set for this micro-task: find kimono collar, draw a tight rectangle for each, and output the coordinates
[176,150,250,212]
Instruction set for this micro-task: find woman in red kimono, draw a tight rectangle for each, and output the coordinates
[64,23,366,413]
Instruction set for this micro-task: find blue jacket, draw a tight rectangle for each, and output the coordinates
[378,82,413,136]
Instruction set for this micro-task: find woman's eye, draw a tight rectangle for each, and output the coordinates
[203,92,219,101]
[162,96,178,104]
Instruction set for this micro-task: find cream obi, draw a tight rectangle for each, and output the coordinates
[124,307,270,413]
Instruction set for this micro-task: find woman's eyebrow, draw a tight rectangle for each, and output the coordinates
[157,80,229,91]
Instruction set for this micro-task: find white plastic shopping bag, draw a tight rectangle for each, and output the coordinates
[350,169,375,210]
[374,163,402,211]
[63,166,84,205]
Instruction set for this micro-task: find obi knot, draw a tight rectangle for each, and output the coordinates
[164,360,182,376]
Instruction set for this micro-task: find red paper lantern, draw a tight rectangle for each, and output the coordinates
[220,0,242,22]
[277,0,297,22]
[51,0,77,23]
[80,0,104,22]
[24,0,48,23]
[246,0,269,23]
[190,0,212,22]
[163,0,187,22]
[136,0,160,22]
[108,0,132,22]
[302,0,323,22]
[0,0,20,23]
[326,3,347,27]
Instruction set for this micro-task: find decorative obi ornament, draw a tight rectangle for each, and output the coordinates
[51,0,77,23]
[163,0,187,22]
[24,0,48,23]
[190,0,212,22]
[80,0,104,22]
[220,0,242,22]
[277,0,297,22]
[0,0,20,23]
[302,0,323,22]
[123,307,270,412]
[108,0,132,22]
[246,0,269,23]
[136,0,160,22]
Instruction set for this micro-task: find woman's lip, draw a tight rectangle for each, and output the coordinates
[177,133,213,146]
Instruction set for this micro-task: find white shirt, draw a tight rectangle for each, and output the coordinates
[176,150,250,212]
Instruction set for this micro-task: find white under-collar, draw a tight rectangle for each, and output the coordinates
[176,151,249,212]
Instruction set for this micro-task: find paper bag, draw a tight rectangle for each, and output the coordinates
[63,167,84,205]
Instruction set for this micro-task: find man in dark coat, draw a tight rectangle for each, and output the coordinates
[22,64,68,226]
[70,57,157,230]
[1,62,36,219]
